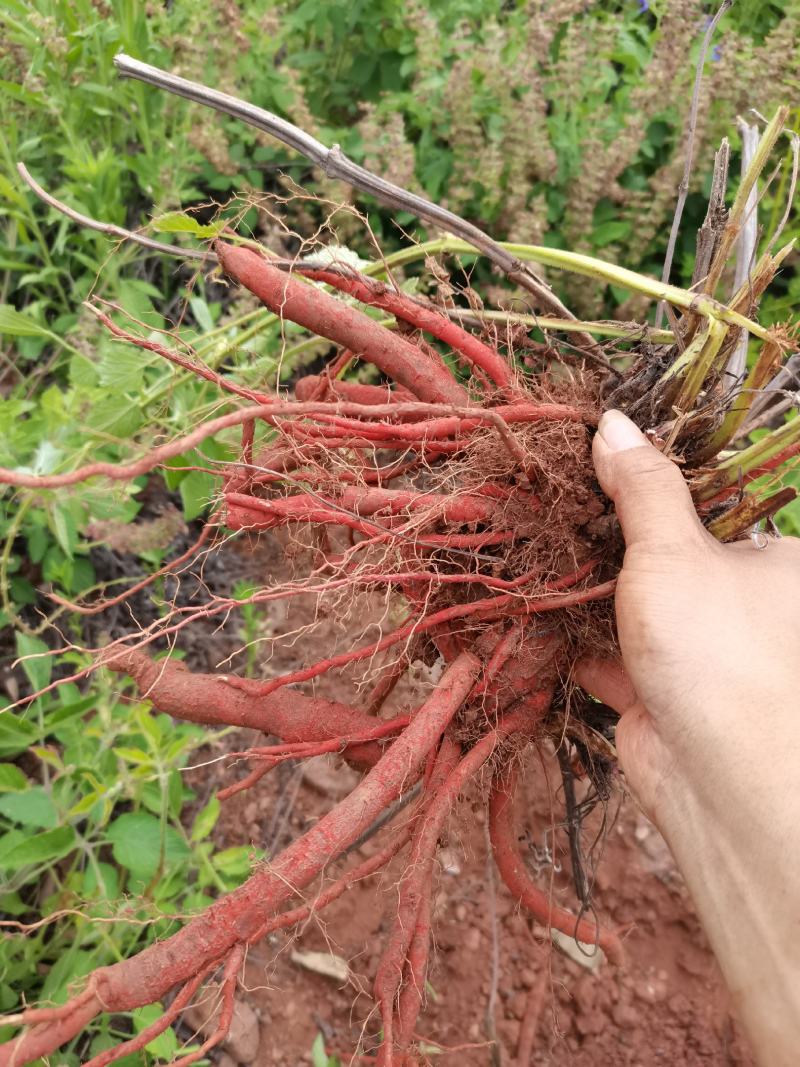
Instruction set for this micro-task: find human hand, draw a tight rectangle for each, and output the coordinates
[576,409,800,825]
[575,410,800,1065]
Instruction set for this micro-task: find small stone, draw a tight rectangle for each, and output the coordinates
[575,1010,604,1037]
[224,1001,260,1063]
[612,1002,638,1029]
[468,1022,481,1041]
[519,967,538,990]
[464,927,482,952]
[438,848,461,876]
[668,992,691,1015]
[217,1055,238,1067]
[454,903,468,923]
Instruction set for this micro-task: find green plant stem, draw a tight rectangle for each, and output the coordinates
[695,415,800,501]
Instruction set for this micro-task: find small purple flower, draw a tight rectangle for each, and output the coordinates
[637,0,649,11]
[711,44,722,61]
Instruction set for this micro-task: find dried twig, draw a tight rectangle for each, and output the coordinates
[16,163,213,262]
[656,0,733,329]
[725,120,760,383]
[692,138,730,287]
[113,54,603,353]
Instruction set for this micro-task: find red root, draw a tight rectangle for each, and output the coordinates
[297,266,517,393]
[0,653,480,1067]
[295,374,417,406]
[215,242,468,405]
[488,762,625,966]
[104,650,390,766]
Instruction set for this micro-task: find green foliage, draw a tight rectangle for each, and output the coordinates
[311,1032,342,1067]
[0,668,256,1061]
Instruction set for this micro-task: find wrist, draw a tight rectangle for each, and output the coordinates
[651,732,800,1066]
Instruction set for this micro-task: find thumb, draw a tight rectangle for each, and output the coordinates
[593,410,707,550]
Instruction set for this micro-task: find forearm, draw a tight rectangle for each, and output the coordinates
[656,747,800,1067]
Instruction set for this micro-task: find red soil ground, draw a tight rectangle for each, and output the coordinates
[179,533,755,1067]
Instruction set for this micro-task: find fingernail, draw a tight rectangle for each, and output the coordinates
[598,410,647,452]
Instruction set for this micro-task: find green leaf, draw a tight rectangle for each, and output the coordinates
[0,714,36,758]
[0,825,76,870]
[111,746,153,766]
[592,221,632,247]
[0,786,57,829]
[311,1033,332,1067]
[41,950,95,1004]
[14,632,52,692]
[214,845,255,881]
[191,796,220,842]
[106,812,190,880]
[132,1004,180,1057]
[0,305,52,338]
[151,211,225,239]
[51,502,77,559]
[97,342,158,392]
[179,469,215,521]
[0,765,28,792]
[83,861,119,899]
[189,297,215,333]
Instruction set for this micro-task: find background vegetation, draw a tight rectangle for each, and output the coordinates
[0,0,798,1061]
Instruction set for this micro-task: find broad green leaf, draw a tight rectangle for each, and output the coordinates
[312,1033,330,1067]
[132,1004,180,1057]
[83,861,119,899]
[215,845,260,881]
[31,440,63,475]
[189,296,215,333]
[191,796,220,842]
[0,825,76,870]
[0,305,52,338]
[0,787,57,829]
[97,341,159,392]
[106,812,190,879]
[0,765,27,792]
[0,714,36,758]
[51,502,77,558]
[179,469,215,521]
[30,746,64,772]
[151,211,225,239]
[41,949,95,1004]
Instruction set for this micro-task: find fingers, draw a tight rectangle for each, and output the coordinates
[593,410,708,550]
[574,658,639,716]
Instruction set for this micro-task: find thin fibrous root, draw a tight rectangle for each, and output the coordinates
[488,761,625,966]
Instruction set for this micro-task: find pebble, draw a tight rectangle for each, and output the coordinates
[612,1001,639,1029]
[454,903,468,923]
[224,1001,261,1063]
[519,967,538,990]
[464,926,481,952]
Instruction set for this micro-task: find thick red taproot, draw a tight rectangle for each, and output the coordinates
[300,266,516,391]
[215,242,468,405]
[0,652,480,1067]
[104,650,388,765]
